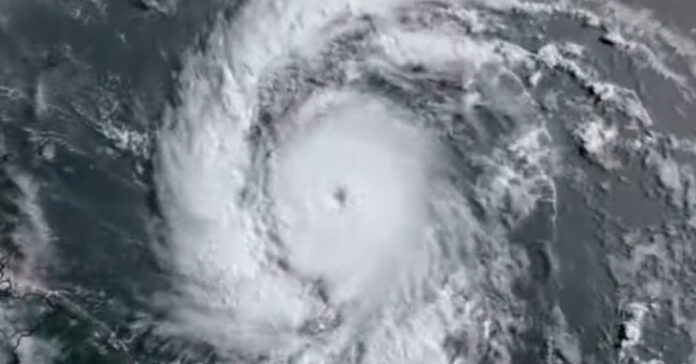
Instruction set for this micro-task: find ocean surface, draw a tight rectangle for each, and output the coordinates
[0,0,695,363]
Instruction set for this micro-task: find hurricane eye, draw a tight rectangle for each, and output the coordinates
[333,185,348,207]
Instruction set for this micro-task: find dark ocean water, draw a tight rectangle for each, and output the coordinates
[0,1,219,362]
[1,0,695,363]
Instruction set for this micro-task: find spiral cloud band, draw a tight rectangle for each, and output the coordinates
[152,0,696,363]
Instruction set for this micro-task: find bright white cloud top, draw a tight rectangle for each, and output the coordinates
[150,0,696,363]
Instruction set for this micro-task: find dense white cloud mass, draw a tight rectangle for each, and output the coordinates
[2,0,696,363]
[153,1,550,362]
[148,0,696,363]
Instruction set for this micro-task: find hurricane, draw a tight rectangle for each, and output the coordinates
[1,0,696,363]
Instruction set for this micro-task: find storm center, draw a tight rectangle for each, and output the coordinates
[271,92,432,305]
